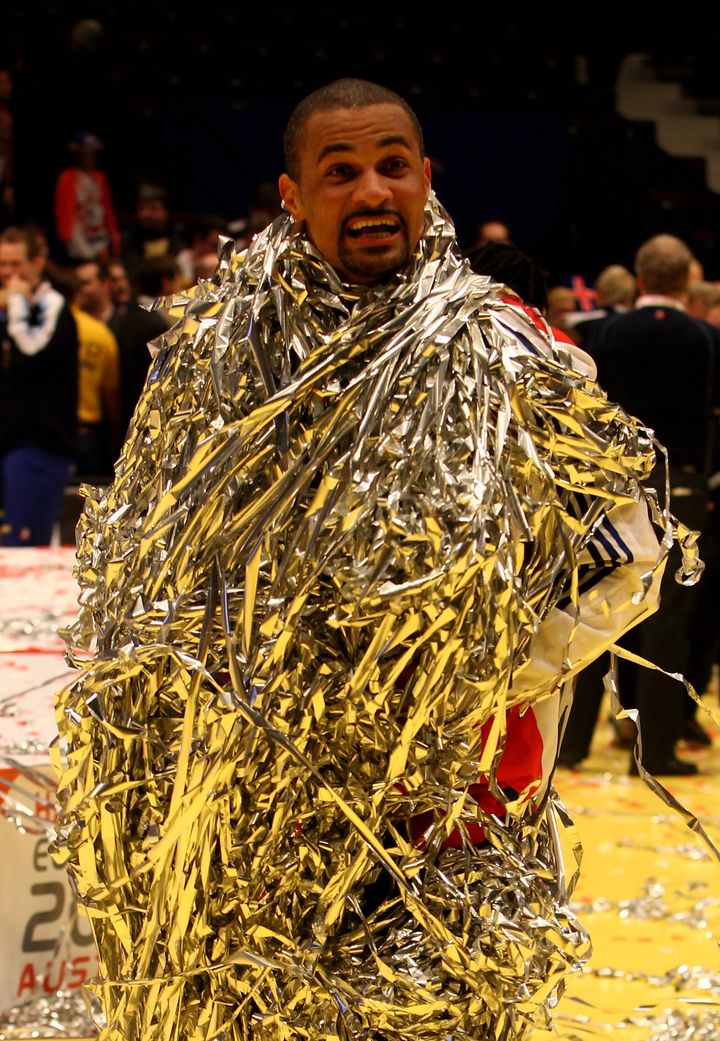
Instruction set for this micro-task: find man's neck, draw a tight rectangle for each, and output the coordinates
[98,301,114,324]
[84,299,114,323]
[635,292,686,312]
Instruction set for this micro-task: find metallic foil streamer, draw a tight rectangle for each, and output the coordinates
[646,1009,720,1041]
[576,878,719,929]
[587,968,720,1039]
[0,612,68,648]
[51,195,681,1041]
[600,655,720,859]
[0,546,79,652]
[0,673,76,791]
[561,971,720,1039]
[615,839,712,863]
[0,988,99,1038]
[590,963,720,995]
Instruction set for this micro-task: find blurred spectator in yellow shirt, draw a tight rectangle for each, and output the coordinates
[71,263,122,478]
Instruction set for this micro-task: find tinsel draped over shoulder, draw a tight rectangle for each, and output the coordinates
[52,194,675,1041]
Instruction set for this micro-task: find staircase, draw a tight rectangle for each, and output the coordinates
[616,54,720,192]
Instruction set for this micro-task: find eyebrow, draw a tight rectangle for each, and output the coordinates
[317,133,415,164]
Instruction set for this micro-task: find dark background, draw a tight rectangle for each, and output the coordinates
[4,4,720,281]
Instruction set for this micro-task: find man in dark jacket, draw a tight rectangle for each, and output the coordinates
[565,234,719,775]
[0,226,78,544]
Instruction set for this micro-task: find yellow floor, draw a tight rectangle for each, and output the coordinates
[536,707,720,1039]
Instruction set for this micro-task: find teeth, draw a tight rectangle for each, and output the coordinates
[348,218,398,232]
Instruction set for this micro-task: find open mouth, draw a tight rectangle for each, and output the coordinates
[345,214,402,240]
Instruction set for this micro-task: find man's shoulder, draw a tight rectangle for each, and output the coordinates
[34,281,65,308]
[72,307,119,352]
[55,167,76,189]
[27,283,75,339]
[462,286,597,378]
[568,308,610,329]
[625,303,701,326]
[112,302,168,333]
[598,304,714,345]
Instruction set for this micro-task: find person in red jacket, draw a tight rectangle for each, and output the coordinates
[54,131,119,262]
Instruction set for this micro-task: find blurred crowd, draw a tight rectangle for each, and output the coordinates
[463,227,720,776]
[0,110,283,538]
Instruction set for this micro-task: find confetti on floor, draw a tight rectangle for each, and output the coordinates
[540,699,720,1040]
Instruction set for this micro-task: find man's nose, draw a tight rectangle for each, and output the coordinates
[351,170,392,207]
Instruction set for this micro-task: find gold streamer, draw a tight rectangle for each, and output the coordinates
[51,195,682,1041]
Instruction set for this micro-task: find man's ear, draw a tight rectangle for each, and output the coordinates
[31,254,45,282]
[278,174,304,221]
[423,156,432,197]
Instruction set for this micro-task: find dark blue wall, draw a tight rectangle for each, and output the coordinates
[154,101,570,264]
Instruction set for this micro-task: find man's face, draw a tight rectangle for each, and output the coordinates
[0,241,42,288]
[108,262,131,305]
[138,198,168,230]
[279,103,431,285]
[75,262,107,311]
[196,227,225,256]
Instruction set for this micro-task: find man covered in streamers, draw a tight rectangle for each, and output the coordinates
[52,80,687,1041]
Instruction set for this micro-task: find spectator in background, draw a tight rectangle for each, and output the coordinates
[564,234,719,775]
[0,68,14,226]
[62,256,169,439]
[69,264,122,478]
[107,259,133,313]
[465,242,595,376]
[108,259,170,432]
[54,132,120,261]
[121,184,184,271]
[0,226,78,545]
[566,264,636,350]
[195,252,221,281]
[475,220,511,246]
[706,299,720,329]
[464,242,548,313]
[134,256,180,314]
[686,281,720,322]
[175,213,228,285]
[689,256,705,284]
[24,223,67,292]
[73,258,114,324]
[229,181,283,249]
[248,181,283,233]
[546,285,577,332]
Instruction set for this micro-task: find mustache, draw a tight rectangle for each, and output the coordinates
[341,209,407,235]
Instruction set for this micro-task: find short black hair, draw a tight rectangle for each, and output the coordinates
[283,78,424,180]
[465,243,549,314]
[194,213,228,237]
[133,256,179,298]
[73,258,109,280]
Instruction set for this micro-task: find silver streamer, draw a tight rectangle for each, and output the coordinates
[50,194,683,1041]
[0,989,100,1039]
